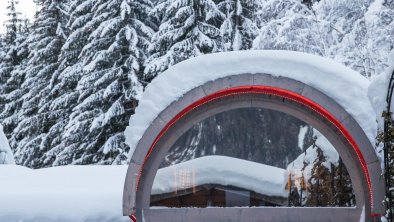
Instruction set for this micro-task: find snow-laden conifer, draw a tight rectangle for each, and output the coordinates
[144,0,225,80]
[253,0,327,56]
[218,0,261,51]
[325,0,394,77]
[0,0,22,111]
[12,0,68,168]
[35,0,95,167]
[60,0,153,165]
[0,1,30,153]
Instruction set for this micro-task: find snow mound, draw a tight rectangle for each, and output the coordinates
[389,50,394,66]
[152,155,288,198]
[126,50,377,158]
[368,50,394,167]
[0,165,129,222]
[368,49,394,130]
[0,124,15,164]
[0,157,286,221]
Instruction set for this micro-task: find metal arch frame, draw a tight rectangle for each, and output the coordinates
[123,73,385,222]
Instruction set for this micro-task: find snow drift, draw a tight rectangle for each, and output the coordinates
[0,156,287,221]
[0,165,128,222]
[0,124,15,164]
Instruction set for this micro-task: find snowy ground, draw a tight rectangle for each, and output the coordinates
[0,165,129,222]
[0,156,288,222]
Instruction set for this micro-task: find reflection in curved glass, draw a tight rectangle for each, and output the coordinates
[150,108,355,208]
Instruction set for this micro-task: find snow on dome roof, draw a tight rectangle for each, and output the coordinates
[125,50,377,158]
[152,155,288,198]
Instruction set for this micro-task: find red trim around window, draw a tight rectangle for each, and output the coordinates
[131,86,375,220]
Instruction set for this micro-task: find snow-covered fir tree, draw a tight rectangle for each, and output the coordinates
[253,0,328,56]
[218,0,260,51]
[35,0,95,167]
[0,1,29,144]
[327,0,394,77]
[4,0,22,44]
[253,0,393,77]
[316,0,376,77]
[0,22,30,136]
[59,0,152,166]
[11,0,68,168]
[144,0,225,80]
[0,0,22,111]
[0,38,7,113]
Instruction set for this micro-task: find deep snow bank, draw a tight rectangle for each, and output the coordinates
[0,124,14,164]
[0,165,129,222]
[125,50,377,158]
[367,50,394,167]
[368,50,394,130]
[0,156,287,221]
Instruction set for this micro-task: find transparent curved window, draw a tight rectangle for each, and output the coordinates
[150,108,355,208]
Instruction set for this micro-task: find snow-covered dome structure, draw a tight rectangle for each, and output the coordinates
[123,50,385,222]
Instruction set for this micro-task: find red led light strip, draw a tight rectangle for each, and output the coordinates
[131,86,375,220]
[129,215,136,222]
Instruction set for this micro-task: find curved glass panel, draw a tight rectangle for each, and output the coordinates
[150,108,355,208]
